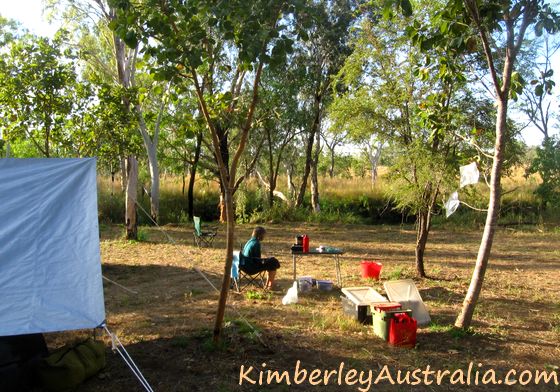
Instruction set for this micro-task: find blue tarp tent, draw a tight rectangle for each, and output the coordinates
[0,158,105,336]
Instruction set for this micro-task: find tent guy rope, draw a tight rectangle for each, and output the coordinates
[103,325,154,392]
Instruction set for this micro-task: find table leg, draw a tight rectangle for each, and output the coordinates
[335,255,342,287]
[292,254,296,282]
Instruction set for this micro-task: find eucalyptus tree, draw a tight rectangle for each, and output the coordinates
[48,0,171,228]
[252,65,306,207]
[405,0,560,327]
[321,128,348,178]
[110,0,310,340]
[291,0,356,212]
[333,8,480,277]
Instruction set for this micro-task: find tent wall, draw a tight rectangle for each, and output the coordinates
[0,159,105,336]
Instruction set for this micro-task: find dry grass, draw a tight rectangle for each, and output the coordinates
[45,222,560,391]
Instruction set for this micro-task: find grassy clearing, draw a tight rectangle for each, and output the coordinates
[97,167,559,227]
[42,222,560,391]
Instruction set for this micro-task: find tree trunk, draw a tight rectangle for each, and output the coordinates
[110,165,115,196]
[367,141,383,189]
[269,183,275,208]
[455,98,507,328]
[120,157,127,193]
[182,167,186,196]
[188,131,203,220]
[415,210,429,278]
[296,95,321,208]
[266,130,275,208]
[287,164,296,201]
[329,146,335,178]
[219,191,227,222]
[310,127,321,213]
[213,186,235,341]
[125,155,138,240]
[147,147,160,223]
[217,127,229,223]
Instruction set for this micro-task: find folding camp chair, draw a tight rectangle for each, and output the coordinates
[192,216,217,247]
[231,251,266,292]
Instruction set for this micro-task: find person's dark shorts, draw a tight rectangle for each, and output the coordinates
[240,257,280,275]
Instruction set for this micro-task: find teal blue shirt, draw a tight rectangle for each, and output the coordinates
[241,236,261,265]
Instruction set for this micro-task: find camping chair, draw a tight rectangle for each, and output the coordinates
[192,216,217,247]
[231,251,266,292]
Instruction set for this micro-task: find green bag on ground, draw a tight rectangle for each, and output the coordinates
[38,338,106,392]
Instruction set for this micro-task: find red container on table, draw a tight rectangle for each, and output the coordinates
[302,235,309,253]
[360,260,382,279]
[389,313,417,348]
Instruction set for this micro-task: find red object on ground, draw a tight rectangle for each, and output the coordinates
[302,235,309,253]
[360,260,383,279]
[389,313,417,348]
[373,302,402,312]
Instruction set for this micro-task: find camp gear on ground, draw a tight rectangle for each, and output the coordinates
[282,282,299,305]
[389,313,417,348]
[340,286,388,324]
[372,307,412,341]
[38,338,105,392]
[360,261,383,279]
[317,280,333,291]
[297,276,313,293]
[230,251,266,292]
[291,247,344,286]
[192,216,217,247]
[383,279,431,326]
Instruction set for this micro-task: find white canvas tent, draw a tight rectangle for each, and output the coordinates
[0,158,105,336]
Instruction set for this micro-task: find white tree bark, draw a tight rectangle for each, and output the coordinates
[134,92,166,223]
[287,164,296,201]
[255,170,289,202]
[365,139,383,188]
[120,157,127,193]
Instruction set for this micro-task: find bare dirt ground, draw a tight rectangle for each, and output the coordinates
[47,223,560,391]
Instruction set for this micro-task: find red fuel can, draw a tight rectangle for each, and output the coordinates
[389,313,417,348]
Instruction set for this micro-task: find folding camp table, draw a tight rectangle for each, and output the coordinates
[291,248,344,286]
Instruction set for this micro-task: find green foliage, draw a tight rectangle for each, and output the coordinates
[529,137,560,207]
[137,227,149,242]
[386,266,404,280]
[428,322,475,339]
[244,290,271,300]
[0,29,91,157]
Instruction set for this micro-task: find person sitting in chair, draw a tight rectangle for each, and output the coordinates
[240,226,280,289]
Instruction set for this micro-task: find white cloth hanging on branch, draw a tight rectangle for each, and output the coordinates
[444,191,460,218]
[459,162,479,188]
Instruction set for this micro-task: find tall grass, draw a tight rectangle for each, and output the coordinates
[96,167,555,226]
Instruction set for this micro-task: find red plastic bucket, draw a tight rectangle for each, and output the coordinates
[360,260,382,279]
